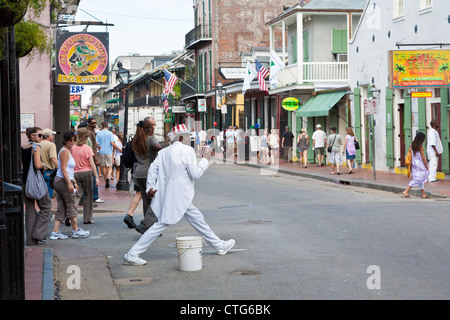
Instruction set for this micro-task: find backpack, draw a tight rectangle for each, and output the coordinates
[122,140,137,169]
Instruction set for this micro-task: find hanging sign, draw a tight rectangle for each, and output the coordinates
[282,97,300,111]
[411,91,432,98]
[198,99,207,112]
[391,50,450,88]
[164,112,173,123]
[56,32,109,85]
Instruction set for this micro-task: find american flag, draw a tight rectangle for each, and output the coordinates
[162,92,169,113]
[255,60,269,93]
[164,69,178,97]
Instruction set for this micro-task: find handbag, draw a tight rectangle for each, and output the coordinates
[25,145,48,200]
[49,169,57,189]
[405,146,412,178]
[354,140,360,150]
[327,134,337,153]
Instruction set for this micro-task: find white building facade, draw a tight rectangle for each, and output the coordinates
[349,0,449,176]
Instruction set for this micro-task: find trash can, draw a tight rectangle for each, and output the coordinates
[1,182,24,300]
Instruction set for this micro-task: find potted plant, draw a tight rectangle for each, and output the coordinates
[0,0,29,28]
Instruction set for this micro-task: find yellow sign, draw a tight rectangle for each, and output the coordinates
[411,92,432,98]
[392,50,450,88]
[282,97,300,111]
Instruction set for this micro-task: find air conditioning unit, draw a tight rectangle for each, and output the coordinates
[337,54,348,62]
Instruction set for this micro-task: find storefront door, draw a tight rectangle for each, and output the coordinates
[399,103,406,167]
[431,103,442,171]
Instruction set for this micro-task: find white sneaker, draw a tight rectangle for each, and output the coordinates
[72,228,90,239]
[50,231,68,240]
[94,198,104,203]
[217,239,235,255]
[124,253,147,266]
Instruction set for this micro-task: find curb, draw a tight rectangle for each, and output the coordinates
[245,163,448,199]
[42,248,54,300]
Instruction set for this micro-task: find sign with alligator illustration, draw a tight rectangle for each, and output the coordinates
[56,32,109,85]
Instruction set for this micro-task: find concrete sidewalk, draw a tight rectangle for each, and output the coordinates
[23,160,448,300]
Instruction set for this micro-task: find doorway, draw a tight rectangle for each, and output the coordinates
[399,103,406,167]
[431,103,442,171]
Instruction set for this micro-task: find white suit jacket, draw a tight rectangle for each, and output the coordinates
[146,141,209,225]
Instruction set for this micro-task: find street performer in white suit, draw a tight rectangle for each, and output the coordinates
[124,124,235,266]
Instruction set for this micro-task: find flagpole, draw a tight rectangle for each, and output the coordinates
[164,68,198,93]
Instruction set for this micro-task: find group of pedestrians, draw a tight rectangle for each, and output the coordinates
[21,119,124,245]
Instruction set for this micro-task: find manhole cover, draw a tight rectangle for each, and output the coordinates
[231,271,259,276]
[114,277,153,286]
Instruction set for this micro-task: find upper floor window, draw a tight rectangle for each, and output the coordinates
[393,0,404,19]
[420,0,432,11]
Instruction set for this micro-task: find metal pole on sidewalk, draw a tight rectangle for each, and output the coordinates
[371,114,376,180]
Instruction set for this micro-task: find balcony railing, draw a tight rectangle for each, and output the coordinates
[303,62,348,82]
[185,24,212,49]
[275,62,349,87]
[131,95,162,107]
[180,77,198,99]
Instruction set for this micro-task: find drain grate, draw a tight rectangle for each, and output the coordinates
[114,277,153,286]
[231,270,260,276]
[219,204,253,209]
[241,220,272,225]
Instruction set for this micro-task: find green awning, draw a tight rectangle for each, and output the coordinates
[105,98,122,104]
[296,91,346,117]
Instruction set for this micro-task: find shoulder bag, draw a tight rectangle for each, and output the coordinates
[327,134,337,153]
[25,145,48,200]
[354,138,360,150]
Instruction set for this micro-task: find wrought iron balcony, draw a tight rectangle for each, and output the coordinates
[185,24,212,50]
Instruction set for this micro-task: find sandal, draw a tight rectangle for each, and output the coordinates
[401,192,411,198]
[421,195,431,199]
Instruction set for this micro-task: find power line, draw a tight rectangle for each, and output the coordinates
[78,9,193,23]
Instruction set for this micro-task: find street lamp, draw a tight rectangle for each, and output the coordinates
[216,79,226,158]
[116,62,130,191]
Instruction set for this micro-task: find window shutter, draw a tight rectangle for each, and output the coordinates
[332,30,348,54]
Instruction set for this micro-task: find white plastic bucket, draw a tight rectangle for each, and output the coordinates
[176,236,203,272]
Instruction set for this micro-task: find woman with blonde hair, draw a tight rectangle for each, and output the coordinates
[343,127,359,174]
[297,128,310,168]
[72,127,99,224]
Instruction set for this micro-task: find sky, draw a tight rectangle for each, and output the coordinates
[72,0,194,59]
[68,0,195,106]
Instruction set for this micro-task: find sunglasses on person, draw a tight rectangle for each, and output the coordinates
[32,133,44,138]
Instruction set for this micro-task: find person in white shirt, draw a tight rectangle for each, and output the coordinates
[123,124,235,266]
[427,120,443,183]
[312,124,327,166]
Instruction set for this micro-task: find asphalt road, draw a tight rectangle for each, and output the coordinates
[64,163,450,300]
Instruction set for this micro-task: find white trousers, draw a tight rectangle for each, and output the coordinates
[127,203,224,257]
[428,153,438,182]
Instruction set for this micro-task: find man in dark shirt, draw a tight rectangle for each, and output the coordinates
[281,126,295,163]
